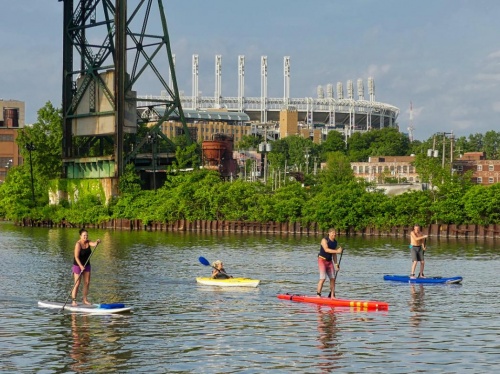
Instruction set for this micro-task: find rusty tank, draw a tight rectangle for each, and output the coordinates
[202,134,237,177]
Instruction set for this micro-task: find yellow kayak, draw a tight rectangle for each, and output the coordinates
[196,277,260,288]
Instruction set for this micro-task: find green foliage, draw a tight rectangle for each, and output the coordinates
[384,191,433,227]
[0,167,33,220]
[462,184,500,224]
[63,195,110,225]
[347,128,411,162]
[321,130,346,159]
[16,102,63,181]
[236,134,261,150]
[303,181,368,230]
[119,163,143,194]
[267,135,319,173]
[257,182,309,223]
[172,142,201,170]
[318,152,355,186]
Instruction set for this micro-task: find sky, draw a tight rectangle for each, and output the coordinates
[1,0,500,141]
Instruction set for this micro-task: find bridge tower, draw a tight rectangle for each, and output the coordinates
[59,0,190,183]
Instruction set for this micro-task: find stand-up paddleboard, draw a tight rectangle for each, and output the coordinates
[38,301,132,314]
[277,293,389,311]
[383,274,463,284]
[196,277,260,288]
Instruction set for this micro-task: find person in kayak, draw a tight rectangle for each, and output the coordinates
[211,260,233,279]
[71,228,101,306]
[410,224,428,279]
[317,228,343,299]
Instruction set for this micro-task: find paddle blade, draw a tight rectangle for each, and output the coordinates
[198,256,210,266]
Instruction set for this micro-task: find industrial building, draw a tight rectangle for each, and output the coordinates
[0,99,25,183]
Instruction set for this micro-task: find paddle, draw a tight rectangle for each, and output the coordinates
[327,246,344,298]
[198,256,230,277]
[333,246,344,281]
[61,243,99,312]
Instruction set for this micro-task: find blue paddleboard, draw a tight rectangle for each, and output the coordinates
[383,275,463,284]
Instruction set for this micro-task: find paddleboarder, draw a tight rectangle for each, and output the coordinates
[410,224,427,279]
[317,228,343,299]
[71,229,101,306]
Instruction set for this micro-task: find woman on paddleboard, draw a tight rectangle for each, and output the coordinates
[211,260,233,279]
[317,228,343,299]
[71,229,101,306]
[410,224,427,279]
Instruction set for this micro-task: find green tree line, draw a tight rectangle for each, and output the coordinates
[1,102,500,229]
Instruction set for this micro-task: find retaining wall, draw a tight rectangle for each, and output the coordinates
[18,219,500,238]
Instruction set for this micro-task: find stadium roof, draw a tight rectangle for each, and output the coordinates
[167,109,250,122]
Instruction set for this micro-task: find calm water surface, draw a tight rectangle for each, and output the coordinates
[0,222,499,373]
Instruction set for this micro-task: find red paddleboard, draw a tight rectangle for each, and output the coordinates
[277,293,389,311]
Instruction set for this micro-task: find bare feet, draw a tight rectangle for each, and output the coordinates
[83,299,92,305]
[71,299,78,306]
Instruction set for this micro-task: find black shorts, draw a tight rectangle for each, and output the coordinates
[411,246,424,262]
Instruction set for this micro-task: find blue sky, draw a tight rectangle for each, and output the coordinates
[1,0,500,141]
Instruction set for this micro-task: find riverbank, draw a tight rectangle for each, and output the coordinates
[17,218,500,238]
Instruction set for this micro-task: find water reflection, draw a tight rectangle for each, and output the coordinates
[2,222,500,373]
[70,314,92,372]
[315,306,341,372]
[409,284,425,328]
[65,313,132,373]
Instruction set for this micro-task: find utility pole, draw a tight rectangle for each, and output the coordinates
[26,143,35,204]
[304,147,310,175]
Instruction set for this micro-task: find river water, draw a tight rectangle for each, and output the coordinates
[0,222,499,373]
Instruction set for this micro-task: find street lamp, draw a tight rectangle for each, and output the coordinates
[26,143,35,204]
[147,133,157,191]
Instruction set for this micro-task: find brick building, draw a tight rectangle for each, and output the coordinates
[159,109,252,143]
[453,152,500,185]
[0,100,25,183]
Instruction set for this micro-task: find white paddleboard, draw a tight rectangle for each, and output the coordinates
[38,300,132,314]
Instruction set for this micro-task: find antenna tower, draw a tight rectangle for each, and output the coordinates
[407,101,415,142]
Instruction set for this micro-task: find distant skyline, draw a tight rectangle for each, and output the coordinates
[1,0,500,141]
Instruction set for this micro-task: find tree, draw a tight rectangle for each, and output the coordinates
[462,184,500,224]
[16,101,63,180]
[320,130,346,159]
[119,163,143,194]
[318,151,355,186]
[347,128,411,162]
[482,130,500,160]
[267,138,289,170]
[0,101,62,215]
[346,132,371,162]
[267,135,319,174]
[236,134,261,150]
[172,142,201,170]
